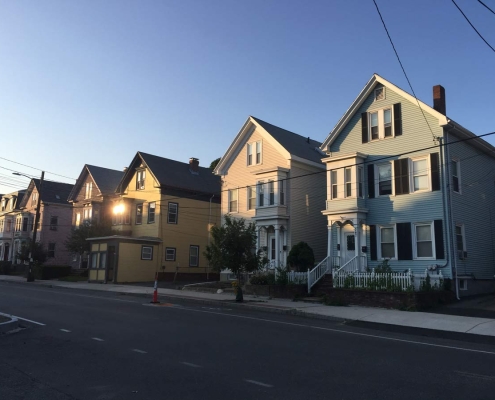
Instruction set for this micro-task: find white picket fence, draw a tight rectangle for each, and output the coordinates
[287,271,308,284]
[333,269,444,292]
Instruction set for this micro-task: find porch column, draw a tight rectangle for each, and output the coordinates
[327,222,332,270]
[274,225,280,268]
[354,219,361,271]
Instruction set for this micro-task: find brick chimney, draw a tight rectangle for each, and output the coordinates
[189,157,199,174]
[433,85,446,115]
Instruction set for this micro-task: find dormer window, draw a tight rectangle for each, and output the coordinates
[31,193,38,207]
[247,141,262,166]
[136,170,146,190]
[85,182,92,199]
[374,87,385,101]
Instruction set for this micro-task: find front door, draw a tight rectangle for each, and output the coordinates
[267,234,276,268]
[107,246,116,282]
[343,233,355,265]
[3,243,9,261]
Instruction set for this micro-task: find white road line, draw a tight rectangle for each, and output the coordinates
[92,337,104,342]
[60,329,71,333]
[0,312,45,326]
[170,307,495,356]
[132,349,147,354]
[244,379,273,388]
[181,362,202,368]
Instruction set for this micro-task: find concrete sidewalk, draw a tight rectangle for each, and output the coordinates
[1,275,495,338]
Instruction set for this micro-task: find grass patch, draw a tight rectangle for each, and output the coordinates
[58,275,88,282]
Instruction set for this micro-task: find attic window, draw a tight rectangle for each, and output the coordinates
[375,87,385,101]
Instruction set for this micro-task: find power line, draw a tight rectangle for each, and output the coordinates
[0,156,76,180]
[452,0,495,53]
[371,0,437,141]
[478,0,495,15]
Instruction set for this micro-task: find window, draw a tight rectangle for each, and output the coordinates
[344,168,352,197]
[22,217,28,232]
[379,226,396,259]
[384,109,392,137]
[124,208,130,224]
[6,219,12,232]
[31,193,38,207]
[91,253,98,268]
[49,216,58,231]
[135,204,143,224]
[48,243,55,258]
[85,182,92,199]
[377,163,392,196]
[141,246,153,260]
[456,224,466,260]
[247,143,253,166]
[99,252,107,269]
[358,167,364,198]
[280,180,285,205]
[189,245,199,267]
[375,87,385,101]
[268,181,275,205]
[452,159,460,193]
[256,141,262,164]
[228,189,238,213]
[459,279,468,291]
[257,181,264,207]
[75,213,81,227]
[370,112,379,140]
[168,202,178,224]
[414,223,434,259]
[148,202,156,223]
[136,170,146,190]
[247,186,256,210]
[15,217,21,232]
[83,208,92,221]
[368,108,394,141]
[412,158,429,191]
[331,170,338,199]
[0,219,3,232]
[1,199,5,211]
[165,247,176,261]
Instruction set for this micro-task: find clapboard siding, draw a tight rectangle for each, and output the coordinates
[446,132,495,280]
[289,162,327,262]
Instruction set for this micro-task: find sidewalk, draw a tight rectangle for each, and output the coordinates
[1,275,495,338]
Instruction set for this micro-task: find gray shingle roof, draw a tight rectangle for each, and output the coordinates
[33,179,73,205]
[86,165,124,196]
[251,116,324,164]
[139,152,221,195]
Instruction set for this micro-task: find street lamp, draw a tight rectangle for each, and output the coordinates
[13,171,44,282]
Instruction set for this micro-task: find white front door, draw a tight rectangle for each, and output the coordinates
[343,232,355,265]
[267,234,276,268]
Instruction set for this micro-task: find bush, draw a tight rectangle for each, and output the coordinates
[34,265,71,280]
[0,261,12,275]
[287,242,315,272]
[249,273,275,285]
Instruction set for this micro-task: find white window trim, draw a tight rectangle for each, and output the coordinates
[255,140,263,165]
[455,223,467,260]
[452,158,461,194]
[257,180,265,207]
[377,224,397,260]
[167,202,178,224]
[410,156,431,193]
[247,186,256,211]
[246,143,253,166]
[189,245,199,267]
[141,246,153,260]
[374,87,385,101]
[459,278,468,291]
[375,162,394,197]
[228,188,239,213]
[368,107,394,141]
[330,170,338,199]
[247,140,263,166]
[358,166,364,198]
[412,222,436,260]
[344,167,352,198]
[165,247,176,261]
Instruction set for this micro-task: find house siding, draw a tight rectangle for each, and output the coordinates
[325,83,449,276]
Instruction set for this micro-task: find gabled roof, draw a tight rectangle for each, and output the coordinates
[214,116,325,175]
[320,74,449,150]
[117,152,221,196]
[20,179,73,208]
[68,164,124,201]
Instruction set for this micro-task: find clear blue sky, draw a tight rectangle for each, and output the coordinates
[1,0,494,193]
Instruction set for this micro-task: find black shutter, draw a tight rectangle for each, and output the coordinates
[370,225,377,261]
[397,222,413,260]
[367,164,375,199]
[431,153,440,191]
[362,112,368,144]
[394,103,402,136]
[394,158,410,195]
[434,220,445,259]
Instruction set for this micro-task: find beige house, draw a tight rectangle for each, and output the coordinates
[88,152,221,283]
[214,116,327,277]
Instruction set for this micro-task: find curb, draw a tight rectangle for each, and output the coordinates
[0,312,19,334]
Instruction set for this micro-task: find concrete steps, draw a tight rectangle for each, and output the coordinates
[312,274,334,296]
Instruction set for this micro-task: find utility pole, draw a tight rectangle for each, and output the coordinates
[28,171,44,282]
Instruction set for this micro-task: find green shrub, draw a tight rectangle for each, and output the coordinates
[0,261,12,275]
[287,242,315,272]
[34,265,71,280]
[249,273,275,285]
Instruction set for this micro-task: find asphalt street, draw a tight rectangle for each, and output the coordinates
[1,281,495,400]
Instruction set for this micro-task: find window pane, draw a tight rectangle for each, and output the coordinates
[413,159,427,174]
[416,225,431,241]
[414,176,429,191]
[381,227,394,243]
[384,109,391,124]
[417,242,433,257]
[100,253,106,269]
[381,243,395,258]
[370,112,378,127]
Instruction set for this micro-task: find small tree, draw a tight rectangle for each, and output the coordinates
[204,215,266,301]
[17,239,47,265]
[65,221,115,261]
[209,157,221,170]
[287,241,315,272]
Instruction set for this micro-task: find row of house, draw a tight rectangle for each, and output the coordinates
[1,74,494,296]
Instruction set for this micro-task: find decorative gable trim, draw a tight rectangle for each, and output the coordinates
[117,152,160,194]
[320,74,449,151]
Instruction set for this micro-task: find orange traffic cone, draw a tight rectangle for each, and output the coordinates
[151,272,160,304]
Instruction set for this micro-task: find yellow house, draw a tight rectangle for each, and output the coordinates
[214,116,328,279]
[88,152,221,283]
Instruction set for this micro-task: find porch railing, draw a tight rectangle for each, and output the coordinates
[334,255,359,274]
[333,270,413,291]
[307,256,331,293]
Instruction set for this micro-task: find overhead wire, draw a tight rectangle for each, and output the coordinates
[478,0,495,15]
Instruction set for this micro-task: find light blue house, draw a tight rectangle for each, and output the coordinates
[318,74,495,297]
